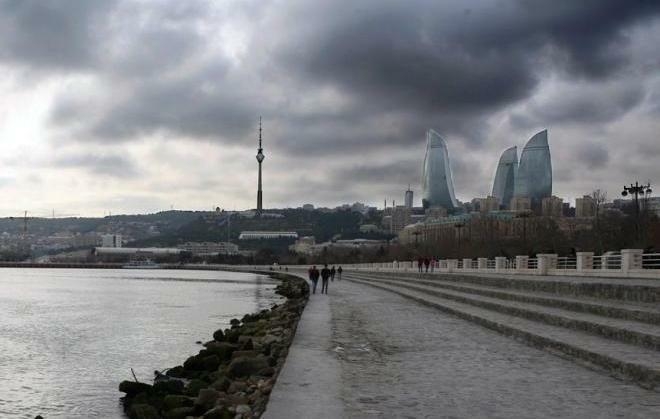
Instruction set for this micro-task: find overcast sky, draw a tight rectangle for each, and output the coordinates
[1,0,659,216]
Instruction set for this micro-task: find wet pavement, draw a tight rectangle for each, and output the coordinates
[265,276,660,418]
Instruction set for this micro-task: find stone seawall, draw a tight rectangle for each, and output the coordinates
[119,272,309,419]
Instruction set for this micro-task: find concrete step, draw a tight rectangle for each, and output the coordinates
[347,274,660,352]
[344,269,660,302]
[348,272,660,325]
[346,277,660,391]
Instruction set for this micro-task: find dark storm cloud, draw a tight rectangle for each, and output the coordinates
[333,160,420,185]
[52,153,139,178]
[32,0,659,152]
[0,0,116,70]
[267,0,660,124]
[2,0,660,208]
[576,143,610,170]
[509,80,646,129]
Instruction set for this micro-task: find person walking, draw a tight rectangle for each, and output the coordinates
[330,265,336,281]
[320,264,331,294]
[337,266,343,280]
[417,257,423,273]
[424,257,430,273]
[309,265,320,294]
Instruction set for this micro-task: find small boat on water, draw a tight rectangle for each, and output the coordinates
[123,259,161,269]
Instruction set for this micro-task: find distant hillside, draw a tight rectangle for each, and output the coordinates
[129,208,384,248]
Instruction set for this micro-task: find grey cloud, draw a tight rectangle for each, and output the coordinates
[4,1,660,210]
[0,0,117,70]
[52,153,139,177]
[510,80,646,128]
[576,142,610,170]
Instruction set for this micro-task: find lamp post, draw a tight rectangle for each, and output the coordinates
[622,181,652,243]
[454,222,465,257]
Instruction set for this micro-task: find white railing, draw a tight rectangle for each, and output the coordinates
[642,253,660,269]
[302,248,659,279]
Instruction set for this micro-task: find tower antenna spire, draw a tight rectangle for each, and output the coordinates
[256,116,265,216]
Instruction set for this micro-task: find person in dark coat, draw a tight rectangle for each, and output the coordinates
[330,266,336,281]
[424,257,430,273]
[320,264,331,294]
[337,266,343,280]
[308,265,320,294]
[417,257,423,272]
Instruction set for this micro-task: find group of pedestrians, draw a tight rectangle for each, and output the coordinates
[417,256,438,273]
[308,264,342,294]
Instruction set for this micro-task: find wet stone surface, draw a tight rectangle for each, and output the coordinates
[330,280,660,418]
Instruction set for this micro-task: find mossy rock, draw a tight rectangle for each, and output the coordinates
[163,406,195,419]
[163,394,194,410]
[184,378,209,397]
[128,403,159,419]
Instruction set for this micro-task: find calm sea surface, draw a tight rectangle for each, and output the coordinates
[0,268,279,418]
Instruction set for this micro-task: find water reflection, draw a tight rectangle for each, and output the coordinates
[0,268,279,419]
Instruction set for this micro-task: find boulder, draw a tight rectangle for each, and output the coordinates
[128,403,159,419]
[228,356,270,378]
[204,342,237,361]
[211,377,232,392]
[184,378,209,397]
[195,388,220,412]
[227,380,247,394]
[203,406,233,419]
[231,350,257,360]
[202,354,221,371]
[163,406,195,419]
[153,379,184,395]
[212,328,225,342]
[163,394,194,410]
[119,381,153,397]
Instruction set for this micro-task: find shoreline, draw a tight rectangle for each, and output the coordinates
[119,271,309,419]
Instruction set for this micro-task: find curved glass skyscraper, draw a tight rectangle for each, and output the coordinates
[514,129,552,205]
[491,146,517,208]
[422,129,458,209]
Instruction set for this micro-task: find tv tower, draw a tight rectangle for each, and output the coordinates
[256,117,265,216]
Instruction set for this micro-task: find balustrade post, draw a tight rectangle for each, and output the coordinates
[446,259,458,273]
[477,258,487,270]
[515,255,528,270]
[537,254,558,275]
[495,257,507,272]
[463,258,472,270]
[576,252,594,272]
[621,249,643,272]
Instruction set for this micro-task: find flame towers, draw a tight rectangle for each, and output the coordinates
[422,129,458,210]
[514,129,552,206]
[491,146,518,208]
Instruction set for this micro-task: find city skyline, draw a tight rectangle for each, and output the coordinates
[1,2,659,216]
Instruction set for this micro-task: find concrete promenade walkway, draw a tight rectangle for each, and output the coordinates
[263,274,660,418]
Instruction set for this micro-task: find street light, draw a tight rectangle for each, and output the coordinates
[454,222,465,257]
[622,181,652,243]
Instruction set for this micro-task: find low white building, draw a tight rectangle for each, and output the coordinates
[101,234,122,248]
[238,231,298,240]
[177,241,239,255]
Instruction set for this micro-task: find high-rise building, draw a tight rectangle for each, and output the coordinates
[422,129,458,210]
[575,195,596,217]
[541,196,563,217]
[514,130,552,208]
[404,186,414,208]
[391,206,412,234]
[510,196,532,212]
[477,196,500,214]
[491,146,518,209]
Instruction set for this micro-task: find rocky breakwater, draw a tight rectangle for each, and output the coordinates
[119,272,309,419]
